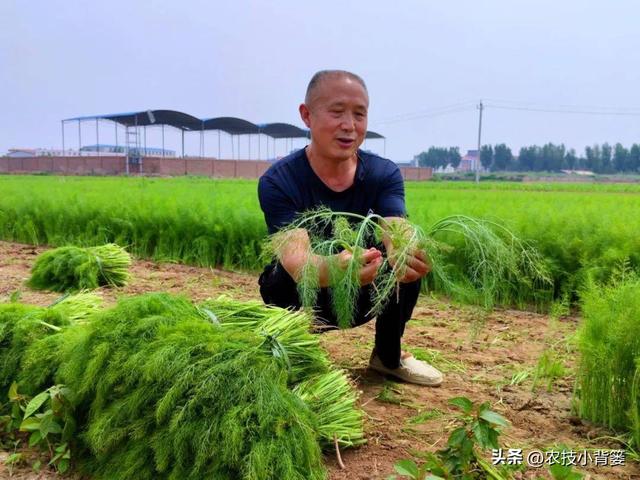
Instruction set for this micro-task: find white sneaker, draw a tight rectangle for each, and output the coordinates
[369,352,443,387]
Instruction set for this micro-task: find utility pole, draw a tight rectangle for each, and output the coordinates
[475,100,483,184]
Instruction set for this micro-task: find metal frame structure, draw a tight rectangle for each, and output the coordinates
[61,110,386,167]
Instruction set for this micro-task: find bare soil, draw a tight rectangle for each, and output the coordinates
[1,241,638,480]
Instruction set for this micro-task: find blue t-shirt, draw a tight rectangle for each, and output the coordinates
[258,148,406,234]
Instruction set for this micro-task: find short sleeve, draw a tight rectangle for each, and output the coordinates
[375,162,406,217]
[258,175,298,234]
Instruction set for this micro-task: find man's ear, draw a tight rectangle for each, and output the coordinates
[299,103,311,128]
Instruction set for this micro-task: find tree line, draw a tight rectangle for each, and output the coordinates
[414,143,640,174]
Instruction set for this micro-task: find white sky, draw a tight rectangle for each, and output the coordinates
[1,0,639,161]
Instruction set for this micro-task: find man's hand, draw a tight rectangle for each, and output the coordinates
[382,217,431,284]
[277,228,383,287]
[391,248,431,283]
[336,247,383,286]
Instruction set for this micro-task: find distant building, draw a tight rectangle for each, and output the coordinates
[561,169,595,176]
[435,164,456,174]
[80,144,176,157]
[4,145,176,158]
[5,148,77,157]
[5,149,35,158]
[457,150,480,172]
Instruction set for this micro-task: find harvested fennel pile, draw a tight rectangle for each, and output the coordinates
[27,243,131,292]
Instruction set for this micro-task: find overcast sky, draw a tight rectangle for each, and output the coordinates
[1,0,639,162]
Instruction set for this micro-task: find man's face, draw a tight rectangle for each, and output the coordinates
[300,75,369,162]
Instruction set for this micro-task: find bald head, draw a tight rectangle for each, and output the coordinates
[304,70,368,106]
[299,70,369,163]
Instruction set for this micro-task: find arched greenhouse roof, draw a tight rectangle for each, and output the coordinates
[257,123,308,139]
[365,131,384,139]
[63,111,385,139]
[65,110,203,131]
[202,117,260,135]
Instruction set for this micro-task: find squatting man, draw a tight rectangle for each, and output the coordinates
[258,69,442,386]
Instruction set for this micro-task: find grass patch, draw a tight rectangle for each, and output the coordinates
[406,408,444,425]
[532,349,568,392]
[575,272,640,448]
[406,346,466,374]
[376,382,405,405]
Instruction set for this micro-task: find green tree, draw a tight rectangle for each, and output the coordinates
[601,143,613,173]
[532,145,546,171]
[517,146,537,171]
[415,147,461,169]
[613,143,629,172]
[629,144,640,173]
[492,144,513,171]
[447,147,462,168]
[480,145,493,170]
[585,145,602,173]
[541,143,566,171]
[564,149,578,170]
[413,151,428,167]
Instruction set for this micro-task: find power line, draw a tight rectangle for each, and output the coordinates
[375,97,639,160]
[378,102,476,124]
[378,98,640,127]
[483,97,640,113]
[380,100,475,121]
[486,104,640,116]
[483,97,640,116]
[378,101,475,121]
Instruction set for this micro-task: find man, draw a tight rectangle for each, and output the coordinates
[258,70,442,386]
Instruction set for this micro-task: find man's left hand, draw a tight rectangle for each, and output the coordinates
[382,217,431,283]
[394,249,431,283]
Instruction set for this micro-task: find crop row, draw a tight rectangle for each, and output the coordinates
[1,175,639,306]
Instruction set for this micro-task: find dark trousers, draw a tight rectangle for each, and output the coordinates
[258,262,421,369]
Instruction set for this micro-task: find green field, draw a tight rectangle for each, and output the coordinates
[2,174,640,478]
[1,175,639,306]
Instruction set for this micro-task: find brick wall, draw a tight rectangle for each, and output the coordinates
[0,156,432,180]
[399,166,433,180]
